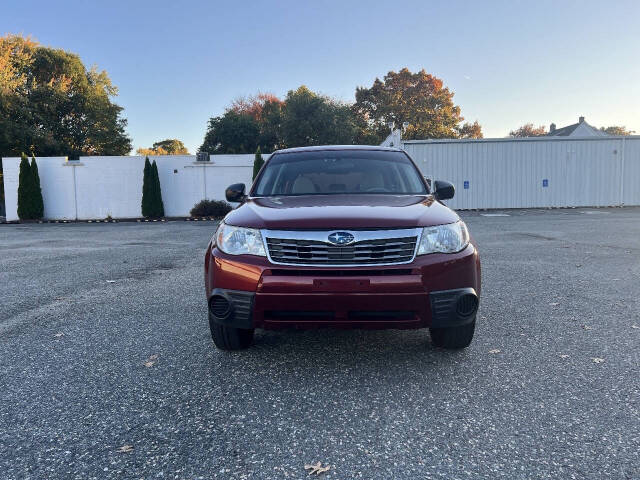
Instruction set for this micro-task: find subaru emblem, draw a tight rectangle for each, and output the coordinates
[327,231,355,245]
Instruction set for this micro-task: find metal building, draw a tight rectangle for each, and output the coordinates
[402,136,640,210]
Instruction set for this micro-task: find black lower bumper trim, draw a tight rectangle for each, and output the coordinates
[208,288,255,329]
[430,288,479,328]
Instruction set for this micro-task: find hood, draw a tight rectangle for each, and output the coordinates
[223,194,459,229]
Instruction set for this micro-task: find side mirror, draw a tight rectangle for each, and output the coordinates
[433,180,455,201]
[225,183,246,202]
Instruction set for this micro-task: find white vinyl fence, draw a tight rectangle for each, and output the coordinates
[2,154,264,221]
[404,136,640,210]
[2,136,639,221]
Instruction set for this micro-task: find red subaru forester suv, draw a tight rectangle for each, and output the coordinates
[204,146,481,350]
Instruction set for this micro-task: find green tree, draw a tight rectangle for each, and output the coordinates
[150,160,164,217]
[17,153,37,219]
[280,86,359,147]
[253,147,265,180]
[141,157,153,217]
[200,111,260,154]
[0,34,131,158]
[600,126,635,136]
[137,139,189,155]
[509,123,547,137]
[30,156,44,218]
[200,86,366,154]
[258,99,285,152]
[230,93,285,152]
[354,68,482,142]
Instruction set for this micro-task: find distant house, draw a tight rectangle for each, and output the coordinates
[547,116,608,137]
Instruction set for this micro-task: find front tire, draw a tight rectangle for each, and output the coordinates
[209,313,254,350]
[430,319,475,349]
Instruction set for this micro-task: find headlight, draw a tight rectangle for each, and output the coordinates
[417,221,469,255]
[215,223,266,256]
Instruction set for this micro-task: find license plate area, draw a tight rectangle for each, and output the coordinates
[313,278,370,292]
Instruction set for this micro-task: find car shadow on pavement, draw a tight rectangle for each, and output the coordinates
[212,328,469,381]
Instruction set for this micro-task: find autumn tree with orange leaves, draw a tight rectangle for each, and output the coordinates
[354,68,483,142]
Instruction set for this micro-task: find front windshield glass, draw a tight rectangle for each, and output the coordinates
[252,150,428,196]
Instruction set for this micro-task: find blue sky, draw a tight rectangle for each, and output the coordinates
[3,0,639,153]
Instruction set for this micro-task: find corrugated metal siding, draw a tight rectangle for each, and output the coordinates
[403,137,640,209]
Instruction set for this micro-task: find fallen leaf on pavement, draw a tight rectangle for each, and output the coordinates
[116,444,133,453]
[304,462,330,475]
[592,358,605,364]
[144,354,159,367]
[488,349,501,354]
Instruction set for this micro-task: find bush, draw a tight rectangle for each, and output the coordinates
[141,157,152,217]
[17,153,43,220]
[253,146,265,180]
[141,157,164,217]
[31,156,44,218]
[150,160,164,217]
[190,199,233,218]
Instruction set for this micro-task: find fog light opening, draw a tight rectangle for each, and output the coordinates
[210,295,232,319]
[456,293,478,317]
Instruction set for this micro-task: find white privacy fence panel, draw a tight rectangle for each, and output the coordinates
[76,156,145,219]
[2,138,638,220]
[402,136,640,210]
[3,157,73,221]
[2,154,265,221]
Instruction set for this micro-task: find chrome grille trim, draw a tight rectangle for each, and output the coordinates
[262,228,422,267]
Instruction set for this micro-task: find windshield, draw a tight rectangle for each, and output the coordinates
[252,150,427,196]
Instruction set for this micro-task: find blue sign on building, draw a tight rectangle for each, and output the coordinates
[463,180,469,189]
[542,179,549,187]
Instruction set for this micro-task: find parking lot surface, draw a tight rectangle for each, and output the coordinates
[1,208,639,479]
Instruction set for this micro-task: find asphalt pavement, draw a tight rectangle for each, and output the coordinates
[0,208,639,479]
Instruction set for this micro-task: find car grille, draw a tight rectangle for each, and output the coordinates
[265,235,418,266]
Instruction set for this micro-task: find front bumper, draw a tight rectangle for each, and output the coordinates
[205,243,481,330]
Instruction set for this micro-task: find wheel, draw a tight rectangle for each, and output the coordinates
[209,313,254,350]
[429,319,476,349]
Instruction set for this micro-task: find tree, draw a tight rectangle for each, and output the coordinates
[258,99,285,152]
[141,157,153,217]
[230,92,282,121]
[31,156,44,218]
[0,34,131,158]
[137,146,168,156]
[200,86,364,154]
[354,68,482,142]
[150,160,164,217]
[509,123,547,137]
[200,111,261,154]
[280,86,360,147]
[600,126,635,136]
[458,121,484,139]
[17,153,39,220]
[229,93,285,152]
[136,139,189,156]
[253,147,265,180]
